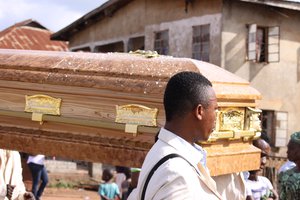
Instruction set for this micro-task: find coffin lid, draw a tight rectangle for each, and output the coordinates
[0,49,261,103]
[0,49,262,175]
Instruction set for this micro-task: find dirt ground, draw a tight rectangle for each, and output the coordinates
[24,173,100,200]
[42,188,99,200]
[22,158,101,200]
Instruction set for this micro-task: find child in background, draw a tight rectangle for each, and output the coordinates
[246,139,278,200]
[98,168,121,200]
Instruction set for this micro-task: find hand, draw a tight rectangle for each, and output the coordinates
[6,184,15,199]
[23,192,35,200]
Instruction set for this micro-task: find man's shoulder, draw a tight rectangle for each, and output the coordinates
[258,176,272,185]
[142,145,196,178]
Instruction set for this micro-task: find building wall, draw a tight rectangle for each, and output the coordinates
[70,0,146,50]
[69,0,223,65]
[222,0,300,152]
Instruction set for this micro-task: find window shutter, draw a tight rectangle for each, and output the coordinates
[268,26,280,62]
[247,24,257,61]
[275,111,288,147]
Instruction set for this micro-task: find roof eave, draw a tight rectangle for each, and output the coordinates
[51,0,133,41]
[239,0,300,11]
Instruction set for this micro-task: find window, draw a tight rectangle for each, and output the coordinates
[154,30,169,55]
[192,24,210,62]
[73,47,91,52]
[95,41,124,53]
[128,36,145,52]
[261,110,288,147]
[247,24,280,63]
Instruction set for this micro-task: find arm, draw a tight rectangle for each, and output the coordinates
[100,195,111,200]
[270,188,278,200]
[246,195,254,200]
[0,185,16,200]
[263,176,278,200]
[98,184,112,200]
[114,183,121,200]
[23,192,35,200]
[7,185,16,200]
[114,194,121,200]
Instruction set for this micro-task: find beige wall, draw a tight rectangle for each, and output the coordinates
[144,14,222,64]
[69,0,223,65]
[222,0,300,150]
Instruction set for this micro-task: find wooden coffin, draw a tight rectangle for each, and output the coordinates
[0,49,261,176]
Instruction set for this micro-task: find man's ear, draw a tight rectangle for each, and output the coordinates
[194,104,203,120]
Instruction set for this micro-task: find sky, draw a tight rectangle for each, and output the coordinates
[0,0,108,32]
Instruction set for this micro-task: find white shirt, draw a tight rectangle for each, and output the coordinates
[128,128,221,200]
[213,172,246,200]
[27,155,45,165]
[246,176,273,200]
[0,149,26,200]
[115,173,126,197]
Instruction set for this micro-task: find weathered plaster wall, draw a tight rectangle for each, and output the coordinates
[222,0,300,148]
[144,14,222,65]
[68,0,223,65]
[69,0,146,50]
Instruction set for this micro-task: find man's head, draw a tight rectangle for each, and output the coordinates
[287,131,300,162]
[102,168,114,182]
[163,71,218,142]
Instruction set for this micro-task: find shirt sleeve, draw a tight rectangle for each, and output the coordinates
[10,152,26,200]
[262,176,273,190]
[245,184,252,196]
[98,184,104,195]
[113,183,120,195]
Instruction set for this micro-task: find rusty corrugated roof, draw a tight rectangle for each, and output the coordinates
[0,19,68,51]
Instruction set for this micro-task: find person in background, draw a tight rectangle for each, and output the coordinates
[27,155,48,200]
[115,166,131,200]
[128,71,222,200]
[246,139,278,200]
[0,149,35,200]
[98,168,120,200]
[126,168,140,198]
[115,166,126,199]
[278,131,300,200]
[120,167,131,200]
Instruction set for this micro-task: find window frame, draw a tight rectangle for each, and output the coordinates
[154,30,169,55]
[247,24,280,63]
[192,24,210,62]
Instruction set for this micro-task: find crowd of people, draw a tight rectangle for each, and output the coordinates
[1,71,300,200]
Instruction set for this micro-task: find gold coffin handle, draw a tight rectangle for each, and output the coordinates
[25,94,62,125]
[206,130,258,142]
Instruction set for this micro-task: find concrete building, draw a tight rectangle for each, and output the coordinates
[52,0,300,156]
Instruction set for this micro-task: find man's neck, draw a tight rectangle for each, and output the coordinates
[164,123,193,145]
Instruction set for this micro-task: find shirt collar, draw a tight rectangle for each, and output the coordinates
[158,128,205,166]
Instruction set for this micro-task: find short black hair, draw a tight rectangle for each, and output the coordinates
[102,168,114,182]
[164,71,212,122]
[115,166,131,179]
